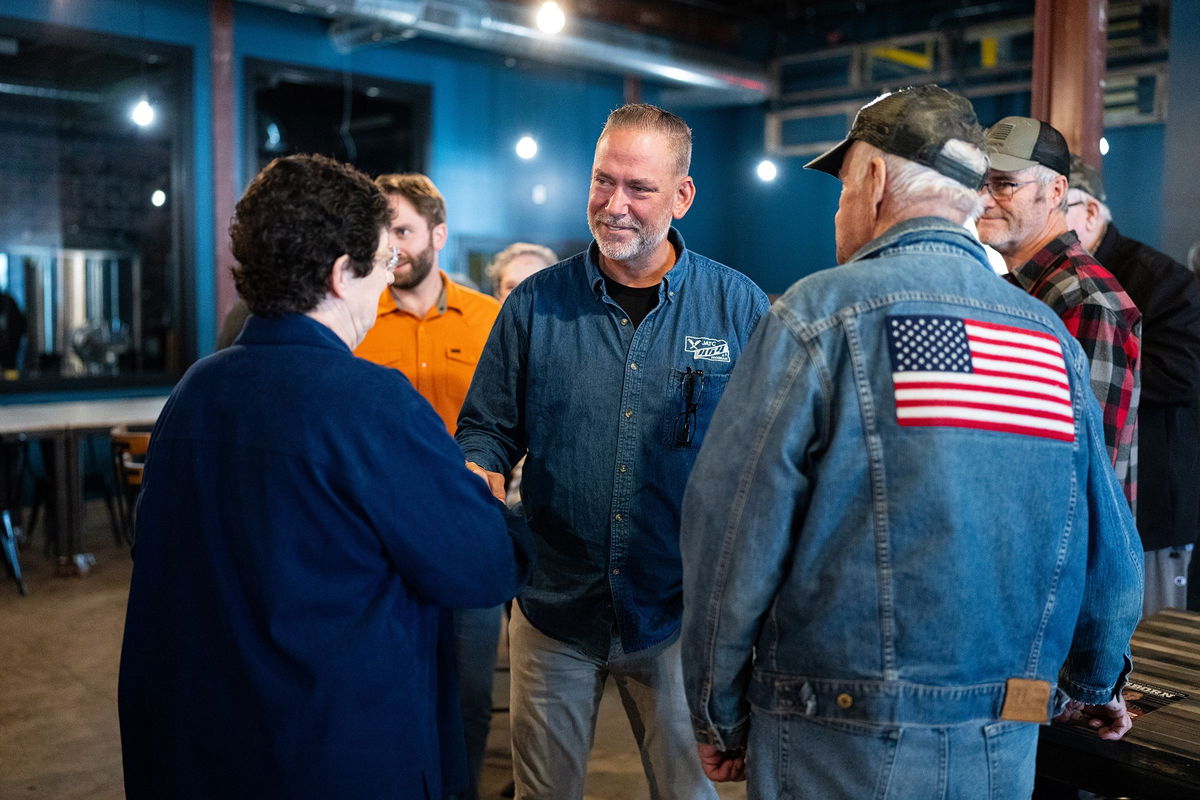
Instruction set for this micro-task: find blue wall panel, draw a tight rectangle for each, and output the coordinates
[5,0,1178,356]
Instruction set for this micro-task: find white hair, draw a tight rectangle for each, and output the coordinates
[1067,187,1112,224]
[876,138,986,222]
[1030,164,1070,213]
[485,242,558,289]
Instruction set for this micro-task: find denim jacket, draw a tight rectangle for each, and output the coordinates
[457,229,769,658]
[680,217,1143,750]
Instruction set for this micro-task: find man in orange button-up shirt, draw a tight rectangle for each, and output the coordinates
[355,174,500,435]
[353,173,501,800]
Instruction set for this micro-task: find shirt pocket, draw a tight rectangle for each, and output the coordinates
[661,366,731,449]
[444,345,483,410]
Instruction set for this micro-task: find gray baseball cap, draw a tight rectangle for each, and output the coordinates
[984,116,1070,177]
[805,84,987,190]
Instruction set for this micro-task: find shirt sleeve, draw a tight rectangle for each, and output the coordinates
[680,309,822,750]
[1060,369,1144,704]
[368,386,535,609]
[1058,303,1140,468]
[455,292,530,474]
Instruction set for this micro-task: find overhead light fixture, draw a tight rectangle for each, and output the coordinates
[151,189,166,207]
[131,96,156,127]
[516,135,538,160]
[756,159,778,182]
[536,2,566,34]
[1099,136,1110,155]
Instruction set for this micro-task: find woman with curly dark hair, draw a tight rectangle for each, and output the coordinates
[119,154,533,800]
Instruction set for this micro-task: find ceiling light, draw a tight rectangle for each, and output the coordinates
[151,190,166,207]
[756,159,778,182]
[536,2,566,34]
[131,97,155,127]
[516,135,538,160]
[1099,136,1110,155]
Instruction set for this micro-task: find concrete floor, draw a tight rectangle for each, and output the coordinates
[0,503,745,800]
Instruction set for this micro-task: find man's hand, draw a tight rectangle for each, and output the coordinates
[696,743,746,782]
[465,461,506,502]
[1053,694,1133,741]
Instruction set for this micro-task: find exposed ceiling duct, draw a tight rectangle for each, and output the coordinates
[241,0,770,106]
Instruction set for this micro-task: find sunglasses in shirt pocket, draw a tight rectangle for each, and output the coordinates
[662,366,729,449]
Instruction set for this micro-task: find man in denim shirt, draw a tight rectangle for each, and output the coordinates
[681,86,1142,798]
[456,104,768,799]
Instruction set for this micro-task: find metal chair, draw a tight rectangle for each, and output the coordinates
[110,428,150,546]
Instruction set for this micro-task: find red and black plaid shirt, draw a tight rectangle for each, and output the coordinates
[1004,231,1141,508]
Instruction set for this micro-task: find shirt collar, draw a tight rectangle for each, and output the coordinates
[1007,230,1080,292]
[376,270,455,318]
[586,227,690,303]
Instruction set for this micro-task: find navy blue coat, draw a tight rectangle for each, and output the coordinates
[119,314,532,799]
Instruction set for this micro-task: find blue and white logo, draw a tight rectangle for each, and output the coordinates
[685,336,730,362]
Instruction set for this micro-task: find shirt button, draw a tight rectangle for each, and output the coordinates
[630,363,638,370]
[624,410,633,418]
[621,318,629,326]
[612,568,620,575]
[614,513,622,522]
[836,693,853,709]
[619,464,627,473]
[421,362,428,368]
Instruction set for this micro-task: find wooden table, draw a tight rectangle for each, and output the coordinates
[0,396,167,574]
[1037,609,1200,798]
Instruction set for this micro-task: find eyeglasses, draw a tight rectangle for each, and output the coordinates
[1066,201,1085,208]
[982,179,1037,200]
[380,245,400,270]
[672,367,705,447]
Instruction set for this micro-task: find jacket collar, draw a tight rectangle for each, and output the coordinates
[237,313,350,352]
[847,216,991,270]
[1093,223,1121,266]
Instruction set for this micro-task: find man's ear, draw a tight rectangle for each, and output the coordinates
[867,156,888,214]
[1049,174,1068,207]
[327,254,353,299]
[431,222,448,252]
[672,176,697,220]
[1085,197,1105,229]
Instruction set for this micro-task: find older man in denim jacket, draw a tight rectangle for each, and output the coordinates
[680,86,1143,799]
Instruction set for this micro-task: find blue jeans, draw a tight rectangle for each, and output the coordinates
[747,711,1038,800]
[508,603,716,800]
[453,604,504,800]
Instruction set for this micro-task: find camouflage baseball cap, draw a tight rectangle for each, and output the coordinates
[1068,154,1106,202]
[984,116,1070,177]
[805,84,987,190]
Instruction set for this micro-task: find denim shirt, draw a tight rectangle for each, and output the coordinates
[457,228,769,658]
[680,218,1144,749]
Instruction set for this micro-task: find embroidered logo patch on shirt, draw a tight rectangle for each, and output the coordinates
[887,315,1075,442]
[685,336,730,362]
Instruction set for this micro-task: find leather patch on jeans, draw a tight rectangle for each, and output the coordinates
[1001,678,1051,722]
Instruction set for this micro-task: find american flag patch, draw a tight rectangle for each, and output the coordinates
[887,315,1075,442]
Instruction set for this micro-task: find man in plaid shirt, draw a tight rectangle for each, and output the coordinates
[977,116,1141,507]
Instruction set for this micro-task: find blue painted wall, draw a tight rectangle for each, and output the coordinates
[3,0,1178,355]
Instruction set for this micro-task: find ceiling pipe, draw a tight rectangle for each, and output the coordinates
[241,0,770,106]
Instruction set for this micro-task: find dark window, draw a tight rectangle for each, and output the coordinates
[0,16,194,392]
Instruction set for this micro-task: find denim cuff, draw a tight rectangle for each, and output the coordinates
[692,713,749,750]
